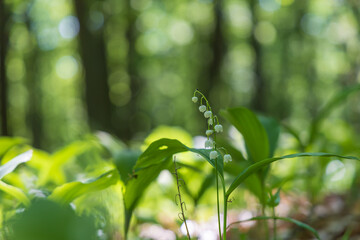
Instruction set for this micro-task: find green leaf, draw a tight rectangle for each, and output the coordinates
[123,138,224,237]
[0,150,33,180]
[258,115,280,158]
[113,150,141,185]
[224,160,263,203]
[135,139,188,169]
[124,159,171,212]
[38,141,91,186]
[190,148,224,177]
[135,138,223,176]
[308,84,360,145]
[227,216,320,240]
[96,132,140,185]
[216,137,247,162]
[0,180,30,206]
[226,152,360,198]
[124,139,224,210]
[0,137,26,160]
[123,159,172,237]
[221,107,269,162]
[49,170,119,204]
[194,172,215,205]
[96,131,127,154]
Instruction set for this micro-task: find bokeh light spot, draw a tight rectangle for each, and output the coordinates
[326,160,345,182]
[58,16,80,39]
[7,58,26,82]
[109,82,131,107]
[254,21,277,45]
[37,28,60,51]
[259,0,281,12]
[168,20,194,45]
[55,56,79,79]
[131,0,152,11]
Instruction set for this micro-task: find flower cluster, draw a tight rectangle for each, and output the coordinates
[192,90,232,164]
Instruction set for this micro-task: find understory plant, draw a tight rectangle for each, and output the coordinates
[1,85,360,239]
[135,89,360,239]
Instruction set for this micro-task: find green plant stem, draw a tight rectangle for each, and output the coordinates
[272,206,277,240]
[260,177,269,240]
[226,216,320,240]
[174,158,191,240]
[223,184,228,240]
[215,159,222,239]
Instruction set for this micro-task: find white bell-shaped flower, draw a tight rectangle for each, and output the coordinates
[206,130,214,136]
[214,124,223,133]
[199,105,206,112]
[204,111,212,118]
[224,154,232,163]
[205,139,214,148]
[210,150,218,160]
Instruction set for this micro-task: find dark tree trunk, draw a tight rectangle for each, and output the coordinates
[25,55,42,148]
[0,1,9,136]
[74,0,113,132]
[23,5,43,148]
[120,0,140,141]
[249,0,266,113]
[198,0,225,98]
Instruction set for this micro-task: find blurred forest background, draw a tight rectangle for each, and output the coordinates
[1,0,360,150]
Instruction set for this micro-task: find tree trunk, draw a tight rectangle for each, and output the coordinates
[249,0,266,113]
[0,1,9,136]
[198,0,225,99]
[120,0,140,141]
[74,0,113,132]
[22,5,43,148]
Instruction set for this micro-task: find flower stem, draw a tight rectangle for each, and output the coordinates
[173,157,191,240]
[272,206,277,240]
[223,183,228,240]
[215,158,222,239]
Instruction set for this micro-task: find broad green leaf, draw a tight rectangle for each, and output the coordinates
[216,137,246,162]
[135,138,223,176]
[194,172,216,205]
[142,125,193,151]
[124,159,172,237]
[96,132,140,185]
[258,115,280,157]
[226,152,360,198]
[0,180,30,206]
[38,141,91,186]
[0,137,26,160]
[124,159,172,213]
[221,107,269,162]
[217,138,263,202]
[0,150,33,180]
[49,170,119,204]
[123,138,224,237]
[135,139,187,169]
[191,148,224,177]
[227,216,320,240]
[123,139,224,209]
[96,131,127,154]
[6,199,97,240]
[113,150,141,184]
[224,160,263,203]
[308,84,360,145]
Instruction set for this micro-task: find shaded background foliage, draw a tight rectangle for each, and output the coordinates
[1,0,360,150]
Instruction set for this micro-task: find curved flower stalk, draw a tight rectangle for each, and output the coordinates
[192,90,231,239]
